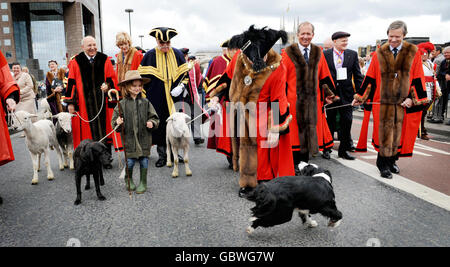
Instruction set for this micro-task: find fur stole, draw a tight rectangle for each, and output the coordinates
[46,68,66,83]
[285,43,322,154]
[116,47,138,83]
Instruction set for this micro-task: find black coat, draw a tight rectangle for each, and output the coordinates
[323,49,363,104]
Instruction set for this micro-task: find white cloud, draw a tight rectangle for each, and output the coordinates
[100,0,450,58]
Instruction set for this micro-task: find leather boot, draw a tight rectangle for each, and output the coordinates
[125,168,136,191]
[136,168,148,194]
[376,154,392,179]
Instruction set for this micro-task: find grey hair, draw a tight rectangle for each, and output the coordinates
[387,20,408,36]
[443,46,450,53]
[297,21,315,34]
[81,36,96,46]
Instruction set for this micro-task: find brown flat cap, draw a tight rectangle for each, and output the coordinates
[332,31,351,40]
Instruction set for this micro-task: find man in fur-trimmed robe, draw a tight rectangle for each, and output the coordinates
[281,21,337,173]
[65,36,118,165]
[353,21,427,179]
[138,27,189,168]
[217,26,294,197]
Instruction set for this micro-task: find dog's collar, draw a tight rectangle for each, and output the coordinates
[313,173,332,184]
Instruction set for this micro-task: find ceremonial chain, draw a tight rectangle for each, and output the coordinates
[240,53,280,86]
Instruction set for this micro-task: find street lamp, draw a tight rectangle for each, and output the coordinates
[139,35,144,48]
[125,9,134,37]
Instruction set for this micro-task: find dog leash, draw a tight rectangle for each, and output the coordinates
[186,104,222,125]
[325,102,381,111]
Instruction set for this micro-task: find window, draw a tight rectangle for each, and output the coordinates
[4,39,11,46]
[1,3,7,10]
[3,27,10,34]
[5,52,12,58]
[2,15,8,22]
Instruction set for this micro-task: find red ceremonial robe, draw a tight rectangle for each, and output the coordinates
[282,44,335,156]
[65,52,118,149]
[354,42,427,157]
[0,51,19,166]
[204,54,231,101]
[229,50,294,188]
[207,52,239,158]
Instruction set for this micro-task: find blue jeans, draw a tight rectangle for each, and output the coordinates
[127,157,149,170]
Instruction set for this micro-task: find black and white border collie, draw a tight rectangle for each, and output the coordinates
[245,162,342,234]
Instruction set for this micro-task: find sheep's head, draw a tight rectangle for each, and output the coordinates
[167,112,191,138]
[54,112,74,133]
[12,111,36,131]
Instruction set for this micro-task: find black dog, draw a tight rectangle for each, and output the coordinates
[73,139,112,205]
[245,162,342,234]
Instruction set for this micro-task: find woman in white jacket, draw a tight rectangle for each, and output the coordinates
[12,62,37,116]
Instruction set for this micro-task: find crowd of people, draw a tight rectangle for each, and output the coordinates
[1,19,448,202]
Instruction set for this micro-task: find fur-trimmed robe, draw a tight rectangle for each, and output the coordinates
[355,41,427,157]
[116,47,143,84]
[282,44,336,156]
[46,68,66,115]
[65,52,117,149]
[229,49,294,188]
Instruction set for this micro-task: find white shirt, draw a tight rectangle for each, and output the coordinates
[298,43,312,59]
[390,43,403,55]
[84,52,96,62]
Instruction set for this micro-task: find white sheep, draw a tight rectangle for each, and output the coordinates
[13,111,65,185]
[166,112,192,178]
[36,98,52,121]
[54,112,75,170]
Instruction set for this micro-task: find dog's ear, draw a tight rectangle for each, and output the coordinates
[251,186,277,218]
[81,143,94,162]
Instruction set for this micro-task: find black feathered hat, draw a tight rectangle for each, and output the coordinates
[149,27,178,42]
[221,40,230,48]
[234,25,288,72]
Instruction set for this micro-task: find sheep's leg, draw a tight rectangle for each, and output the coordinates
[54,144,65,171]
[68,142,74,170]
[44,149,55,181]
[63,146,69,168]
[30,152,39,185]
[166,140,173,168]
[183,147,192,177]
[37,153,41,172]
[171,146,179,178]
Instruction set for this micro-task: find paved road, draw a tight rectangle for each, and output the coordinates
[1,128,449,247]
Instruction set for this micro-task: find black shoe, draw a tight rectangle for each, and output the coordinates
[104,164,113,169]
[194,139,205,145]
[0,196,3,205]
[380,170,393,179]
[338,151,356,160]
[390,163,400,174]
[349,146,356,152]
[155,158,166,168]
[239,187,254,198]
[322,150,331,160]
[428,119,443,124]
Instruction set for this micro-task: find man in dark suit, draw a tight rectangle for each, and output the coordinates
[323,31,364,160]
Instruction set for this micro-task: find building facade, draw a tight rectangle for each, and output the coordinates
[0,0,102,80]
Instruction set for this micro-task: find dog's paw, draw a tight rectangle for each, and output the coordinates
[246,226,255,235]
[98,195,106,201]
[328,220,342,228]
[307,220,318,228]
[74,199,81,206]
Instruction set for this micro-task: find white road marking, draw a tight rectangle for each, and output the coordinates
[361,155,378,160]
[332,151,450,211]
[414,143,450,156]
[360,141,432,157]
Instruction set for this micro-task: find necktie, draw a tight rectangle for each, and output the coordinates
[393,48,398,60]
[89,57,94,64]
[304,48,309,64]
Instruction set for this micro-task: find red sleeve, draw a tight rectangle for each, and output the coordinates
[409,51,428,106]
[356,52,379,102]
[318,52,336,96]
[269,64,291,135]
[131,50,143,70]
[104,58,117,90]
[65,59,78,102]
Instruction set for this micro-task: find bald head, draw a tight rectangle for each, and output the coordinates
[82,36,98,58]
[323,38,333,50]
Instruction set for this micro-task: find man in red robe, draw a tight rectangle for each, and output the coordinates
[0,51,19,204]
[206,38,240,168]
[353,21,427,179]
[281,22,337,174]
[214,26,294,197]
[65,36,118,168]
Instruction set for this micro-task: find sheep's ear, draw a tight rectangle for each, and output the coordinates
[166,115,174,123]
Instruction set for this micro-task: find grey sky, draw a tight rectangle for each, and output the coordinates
[101,0,450,57]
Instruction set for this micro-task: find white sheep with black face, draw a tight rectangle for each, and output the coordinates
[12,111,65,185]
[54,112,75,170]
[166,112,192,178]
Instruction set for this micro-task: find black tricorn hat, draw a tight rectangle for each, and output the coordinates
[332,31,351,41]
[180,48,190,55]
[221,40,230,48]
[150,27,178,42]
